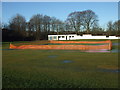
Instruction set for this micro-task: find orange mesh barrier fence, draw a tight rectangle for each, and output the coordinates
[50,40,111,44]
[10,40,112,50]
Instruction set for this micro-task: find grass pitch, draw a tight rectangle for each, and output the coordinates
[2,39,119,88]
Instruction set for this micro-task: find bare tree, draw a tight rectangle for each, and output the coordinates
[66,10,98,34]
[55,19,62,34]
[64,20,70,34]
[51,17,57,33]
[9,14,26,40]
[66,11,82,34]
[106,21,113,36]
[29,14,43,40]
[81,10,98,34]
[43,15,51,33]
[112,20,120,36]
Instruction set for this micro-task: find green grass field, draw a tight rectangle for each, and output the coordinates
[2,39,120,88]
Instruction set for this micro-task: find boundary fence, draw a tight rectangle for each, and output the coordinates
[10,40,112,50]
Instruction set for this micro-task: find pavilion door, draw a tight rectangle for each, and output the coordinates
[58,36,60,40]
[66,36,67,40]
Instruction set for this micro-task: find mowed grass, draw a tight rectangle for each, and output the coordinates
[2,39,119,88]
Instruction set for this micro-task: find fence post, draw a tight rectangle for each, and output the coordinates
[108,40,112,50]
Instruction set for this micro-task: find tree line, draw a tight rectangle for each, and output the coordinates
[2,10,120,41]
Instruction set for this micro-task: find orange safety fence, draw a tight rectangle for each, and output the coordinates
[10,40,112,50]
[50,40,111,44]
